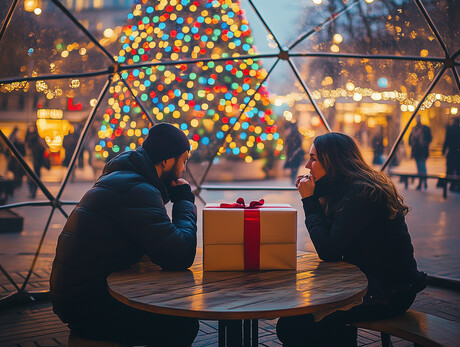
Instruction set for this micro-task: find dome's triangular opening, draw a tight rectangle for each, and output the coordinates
[0,0,113,80]
[291,0,445,58]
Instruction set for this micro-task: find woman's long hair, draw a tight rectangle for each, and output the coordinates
[314,132,409,219]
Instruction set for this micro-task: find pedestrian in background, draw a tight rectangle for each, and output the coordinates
[7,126,26,188]
[409,114,432,190]
[24,124,46,198]
[371,125,385,165]
[283,122,305,185]
[442,116,460,192]
[62,124,78,168]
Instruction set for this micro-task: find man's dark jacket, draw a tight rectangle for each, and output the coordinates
[50,148,197,323]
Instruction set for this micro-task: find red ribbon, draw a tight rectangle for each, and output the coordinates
[243,209,260,271]
[219,198,263,270]
[219,197,264,209]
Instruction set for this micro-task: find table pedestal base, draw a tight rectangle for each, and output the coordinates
[218,319,258,346]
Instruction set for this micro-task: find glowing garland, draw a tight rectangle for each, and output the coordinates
[274,87,460,112]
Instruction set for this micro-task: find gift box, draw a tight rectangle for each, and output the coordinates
[203,198,297,271]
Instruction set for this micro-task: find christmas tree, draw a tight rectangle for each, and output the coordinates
[95,0,282,163]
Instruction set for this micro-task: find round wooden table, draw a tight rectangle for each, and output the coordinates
[108,250,367,346]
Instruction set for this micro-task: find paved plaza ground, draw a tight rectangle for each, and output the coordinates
[0,157,459,346]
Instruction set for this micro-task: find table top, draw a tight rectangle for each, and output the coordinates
[107,250,368,320]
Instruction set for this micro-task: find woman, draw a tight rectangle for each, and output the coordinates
[276,133,426,346]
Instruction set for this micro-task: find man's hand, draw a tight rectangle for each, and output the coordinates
[170,178,190,187]
[296,173,315,199]
[168,178,195,204]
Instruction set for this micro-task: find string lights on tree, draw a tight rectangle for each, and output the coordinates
[96,0,282,162]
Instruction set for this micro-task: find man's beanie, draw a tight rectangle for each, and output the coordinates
[142,123,190,163]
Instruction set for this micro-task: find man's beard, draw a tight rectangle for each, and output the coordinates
[162,159,181,184]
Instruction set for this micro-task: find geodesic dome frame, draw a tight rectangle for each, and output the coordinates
[0,0,459,304]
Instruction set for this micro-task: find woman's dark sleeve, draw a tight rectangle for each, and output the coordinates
[301,189,375,262]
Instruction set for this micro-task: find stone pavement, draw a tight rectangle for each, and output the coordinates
[0,170,459,346]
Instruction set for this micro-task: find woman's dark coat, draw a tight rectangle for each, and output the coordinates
[302,179,426,303]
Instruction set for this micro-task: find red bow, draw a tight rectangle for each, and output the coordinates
[220,198,265,209]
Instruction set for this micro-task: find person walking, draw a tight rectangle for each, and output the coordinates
[24,124,46,198]
[371,125,385,166]
[50,123,199,346]
[7,126,26,188]
[283,122,305,185]
[62,125,79,168]
[409,114,432,190]
[276,132,426,347]
[442,116,460,192]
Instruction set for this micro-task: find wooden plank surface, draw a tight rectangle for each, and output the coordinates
[353,309,460,347]
[0,300,405,347]
[108,251,368,320]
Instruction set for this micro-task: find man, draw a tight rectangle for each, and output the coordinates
[409,114,432,190]
[50,123,199,346]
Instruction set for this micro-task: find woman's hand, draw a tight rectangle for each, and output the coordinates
[296,173,315,199]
